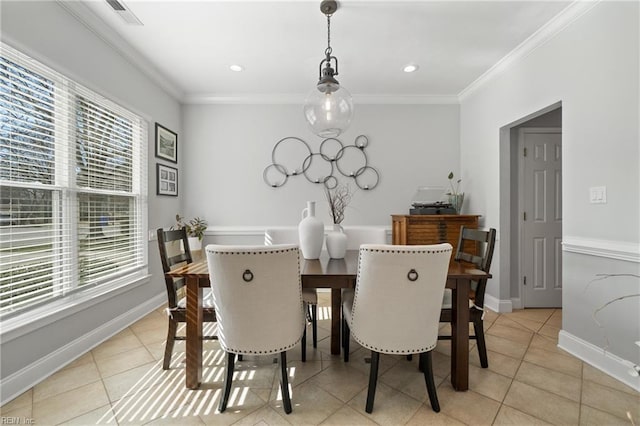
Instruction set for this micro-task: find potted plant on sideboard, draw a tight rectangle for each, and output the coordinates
[446,172,464,214]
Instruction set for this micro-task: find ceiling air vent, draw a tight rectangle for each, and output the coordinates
[106,0,143,25]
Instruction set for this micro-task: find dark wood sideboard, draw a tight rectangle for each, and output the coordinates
[391,215,480,261]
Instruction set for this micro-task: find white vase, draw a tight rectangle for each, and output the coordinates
[326,224,347,259]
[188,237,202,251]
[298,201,324,259]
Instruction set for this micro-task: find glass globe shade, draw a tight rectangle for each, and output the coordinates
[303,85,354,138]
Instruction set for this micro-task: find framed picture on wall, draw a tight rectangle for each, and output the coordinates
[155,123,178,163]
[157,163,178,196]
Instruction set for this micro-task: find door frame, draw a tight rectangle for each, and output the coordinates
[497,101,562,312]
[517,127,562,308]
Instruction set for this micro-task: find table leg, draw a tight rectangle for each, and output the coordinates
[185,276,203,389]
[331,288,341,355]
[450,278,470,391]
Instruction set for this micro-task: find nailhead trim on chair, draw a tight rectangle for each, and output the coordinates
[349,333,437,355]
[364,248,452,254]
[220,336,304,356]
[208,248,299,255]
[348,246,451,355]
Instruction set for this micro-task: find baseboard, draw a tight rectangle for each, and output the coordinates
[484,294,512,313]
[0,294,165,406]
[558,330,640,392]
[511,297,523,310]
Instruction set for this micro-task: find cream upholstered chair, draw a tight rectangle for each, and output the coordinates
[343,243,452,413]
[157,228,217,370]
[440,227,496,368]
[265,227,318,357]
[342,226,387,249]
[339,226,387,353]
[205,244,305,414]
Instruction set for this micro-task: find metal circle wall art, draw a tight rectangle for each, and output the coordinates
[263,135,380,190]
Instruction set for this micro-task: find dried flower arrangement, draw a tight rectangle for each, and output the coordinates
[325,183,352,225]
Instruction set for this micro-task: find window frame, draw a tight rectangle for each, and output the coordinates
[0,42,150,322]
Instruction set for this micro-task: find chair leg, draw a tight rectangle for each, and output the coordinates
[162,319,178,370]
[279,351,292,414]
[474,319,488,368]
[238,354,243,361]
[365,351,380,413]
[341,311,346,349]
[406,354,413,362]
[343,318,350,362]
[311,303,318,348]
[218,352,236,413]
[301,324,307,362]
[421,351,440,412]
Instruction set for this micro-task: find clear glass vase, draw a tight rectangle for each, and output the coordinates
[448,193,465,214]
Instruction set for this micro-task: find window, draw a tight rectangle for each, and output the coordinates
[0,43,148,317]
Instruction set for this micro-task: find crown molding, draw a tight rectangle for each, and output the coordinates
[183,93,459,105]
[56,0,184,101]
[354,94,459,105]
[458,0,601,101]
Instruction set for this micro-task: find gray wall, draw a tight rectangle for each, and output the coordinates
[459,1,639,370]
[181,103,460,226]
[0,0,180,395]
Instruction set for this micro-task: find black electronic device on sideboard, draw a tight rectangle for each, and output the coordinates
[409,187,457,215]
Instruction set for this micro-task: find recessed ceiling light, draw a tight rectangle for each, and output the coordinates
[403,64,419,73]
[229,64,244,72]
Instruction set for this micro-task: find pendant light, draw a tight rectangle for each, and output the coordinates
[303,0,354,138]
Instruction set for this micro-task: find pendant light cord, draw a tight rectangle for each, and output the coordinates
[325,13,332,57]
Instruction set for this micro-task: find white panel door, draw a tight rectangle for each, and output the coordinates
[520,128,562,308]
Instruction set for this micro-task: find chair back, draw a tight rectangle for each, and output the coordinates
[349,243,452,354]
[205,244,305,355]
[454,227,496,308]
[264,227,299,245]
[342,226,387,250]
[157,228,192,308]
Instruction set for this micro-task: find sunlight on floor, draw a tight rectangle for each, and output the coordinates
[318,306,331,320]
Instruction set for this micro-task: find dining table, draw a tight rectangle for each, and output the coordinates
[166,249,490,392]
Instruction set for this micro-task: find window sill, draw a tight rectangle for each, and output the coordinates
[0,270,151,344]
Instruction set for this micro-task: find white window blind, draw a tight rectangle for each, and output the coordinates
[0,43,148,317]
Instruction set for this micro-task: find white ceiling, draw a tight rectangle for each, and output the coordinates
[79,0,571,102]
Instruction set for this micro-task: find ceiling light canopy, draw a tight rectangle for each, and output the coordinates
[303,0,353,139]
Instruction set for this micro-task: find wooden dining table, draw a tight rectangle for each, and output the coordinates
[166,249,490,392]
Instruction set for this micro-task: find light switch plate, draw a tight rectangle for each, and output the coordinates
[589,186,607,204]
[148,230,157,241]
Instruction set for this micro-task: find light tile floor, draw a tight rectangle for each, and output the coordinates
[2,292,638,425]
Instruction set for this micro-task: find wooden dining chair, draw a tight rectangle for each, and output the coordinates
[205,244,305,414]
[342,243,452,413]
[156,228,217,370]
[265,227,317,359]
[439,226,496,368]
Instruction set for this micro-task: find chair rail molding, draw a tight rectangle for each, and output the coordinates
[562,237,640,263]
[205,226,391,238]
